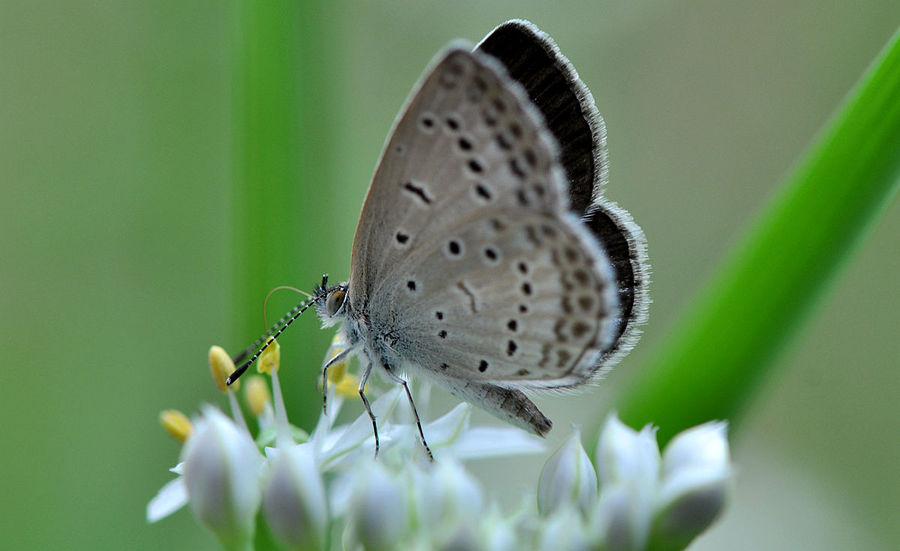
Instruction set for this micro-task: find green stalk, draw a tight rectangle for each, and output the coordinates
[231,2,333,421]
[618,28,900,444]
[232,3,337,551]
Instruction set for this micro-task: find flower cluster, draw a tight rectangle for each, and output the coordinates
[536,417,731,551]
[148,338,731,550]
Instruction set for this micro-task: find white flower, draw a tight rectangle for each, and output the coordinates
[659,421,729,491]
[151,342,734,551]
[315,386,404,470]
[650,421,731,549]
[595,414,660,486]
[538,505,593,551]
[591,414,661,550]
[537,428,597,517]
[180,406,263,550]
[415,457,484,547]
[146,463,188,523]
[343,459,410,551]
[587,415,733,551]
[479,505,519,551]
[317,388,545,475]
[262,442,328,550]
[410,401,546,461]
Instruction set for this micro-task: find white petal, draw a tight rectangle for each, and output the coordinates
[656,421,730,513]
[538,505,592,551]
[651,422,731,548]
[327,469,357,519]
[589,485,636,551]
[538,429,597,517]
[181,406,263,545]
[595,414,660,485]
[345,459,409,551]
[592,414,661,549]
[422,403,471,447]
[450,427,545,459]
[146,477,188,523]
[416,458,484,530]
[262,443,328,550]
[321,386,402,465]
[661,421,729,478]
[481,512,518,551]
[651,480,729,549]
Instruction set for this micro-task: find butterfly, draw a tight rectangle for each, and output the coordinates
[227,20,649,460]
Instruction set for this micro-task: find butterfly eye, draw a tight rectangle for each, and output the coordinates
[325,288,346,317]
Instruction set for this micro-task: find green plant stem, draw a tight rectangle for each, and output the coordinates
[231,3,333,430]
[618,27,900,444]
[233,1,302,340]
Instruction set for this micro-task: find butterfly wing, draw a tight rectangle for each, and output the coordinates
[479,19,650,369]
[348,45,620,390]
[476,19,607,215]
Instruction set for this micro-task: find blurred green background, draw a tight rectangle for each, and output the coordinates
[1,1,897,549]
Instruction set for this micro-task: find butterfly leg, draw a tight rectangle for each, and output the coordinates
[357,360,380,457]
[381,366,434,462]
[320,346,355,416]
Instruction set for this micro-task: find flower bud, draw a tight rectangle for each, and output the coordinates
[589,484,636,551]
[595,414,660,485]
[480,507,517,551]
[537,429,597,517]
[181,406,262,548]
[146,474,188,523]
[538,505,592,551]
[415,458,484,545]
[591,414,661,550]
[650,422,731,550]
[344,460,410,551]
[262,443,327,550]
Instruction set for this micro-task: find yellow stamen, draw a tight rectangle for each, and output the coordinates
[160,409,193,442]
[335,373,365,398]
[325,333,350,383]
[209,345,239,392]
[245,375,270,417]
[257,337,280,375]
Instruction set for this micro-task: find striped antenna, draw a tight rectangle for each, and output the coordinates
[226,296,316,385]
[231,292,311,366]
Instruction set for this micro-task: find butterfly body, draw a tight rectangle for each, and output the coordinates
[311,20,648,449]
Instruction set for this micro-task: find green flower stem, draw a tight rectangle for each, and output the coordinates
[233,1,307,338]
[618,27,900,445]
[231,2,334,428]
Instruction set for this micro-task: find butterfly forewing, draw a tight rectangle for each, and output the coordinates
[349,45,565,304]
[348,46,619,388]
[477,19,608,215]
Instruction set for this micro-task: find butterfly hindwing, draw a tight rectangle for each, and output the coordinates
[480,20,650,371]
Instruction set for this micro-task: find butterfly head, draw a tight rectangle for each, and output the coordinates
[313,274,349,327]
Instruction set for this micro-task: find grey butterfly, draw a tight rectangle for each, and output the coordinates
[228,20,649,459]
